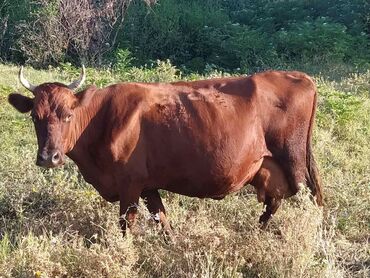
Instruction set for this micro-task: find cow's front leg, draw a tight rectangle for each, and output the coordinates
[119,186,141,236]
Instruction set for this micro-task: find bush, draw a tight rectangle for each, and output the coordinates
[15,0,67,67]
[0,0,369,71]
[114,49,134,74]
[274,18,364,64]
[120,0,369,72]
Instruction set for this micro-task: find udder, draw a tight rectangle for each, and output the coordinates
[251,157,293,203]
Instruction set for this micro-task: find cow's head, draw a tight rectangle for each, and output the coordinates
[8,66,89,168]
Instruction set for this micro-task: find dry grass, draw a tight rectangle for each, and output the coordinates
[0,63,369,277]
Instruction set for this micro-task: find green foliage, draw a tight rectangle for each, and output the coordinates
[275,19,353,63]
[114,49,134,74]
[0,0,33,61]
[0,0,369,71]
[318,86,363,127]
[58,59,180,88]
[119,0,369,72]
[123,60,180,82]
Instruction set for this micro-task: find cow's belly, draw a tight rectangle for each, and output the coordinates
[160,156,264,199]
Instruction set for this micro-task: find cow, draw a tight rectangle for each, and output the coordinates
[8,66,322,236]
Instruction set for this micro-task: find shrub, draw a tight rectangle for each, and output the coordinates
[274,18,354,63]
[114,49,134,74]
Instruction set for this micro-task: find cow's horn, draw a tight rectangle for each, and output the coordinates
[19,66,37,93]
[67,65,86,90]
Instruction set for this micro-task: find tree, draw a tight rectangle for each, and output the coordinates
[15,0,155,66]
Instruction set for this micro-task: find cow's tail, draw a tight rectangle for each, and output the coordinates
[305,86,323,206]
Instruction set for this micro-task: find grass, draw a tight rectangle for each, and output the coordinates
[0,62,369,277]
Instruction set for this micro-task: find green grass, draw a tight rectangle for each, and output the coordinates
[0,62,369,277]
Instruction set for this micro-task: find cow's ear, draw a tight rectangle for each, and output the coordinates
[75,85,97,108]
[8,93,34,113]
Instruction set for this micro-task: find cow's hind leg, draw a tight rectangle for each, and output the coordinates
[251,157,294,229]
[141,190,174,238]
[259,197,281,229]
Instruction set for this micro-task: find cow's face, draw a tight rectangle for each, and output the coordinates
[8,67,86,168]
[9,84,79,167]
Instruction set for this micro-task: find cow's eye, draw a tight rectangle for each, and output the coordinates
[64,114,73,122]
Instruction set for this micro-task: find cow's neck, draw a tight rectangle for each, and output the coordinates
[65,92,120,201]
[66,92,107,165]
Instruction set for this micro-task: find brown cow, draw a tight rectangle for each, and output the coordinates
[8,67,322,235]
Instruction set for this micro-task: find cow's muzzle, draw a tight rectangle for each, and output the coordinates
[36,150,65,168]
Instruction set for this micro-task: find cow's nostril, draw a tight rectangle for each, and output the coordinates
[51,151,61,164]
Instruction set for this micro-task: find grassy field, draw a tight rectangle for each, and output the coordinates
[0,63,369,278]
